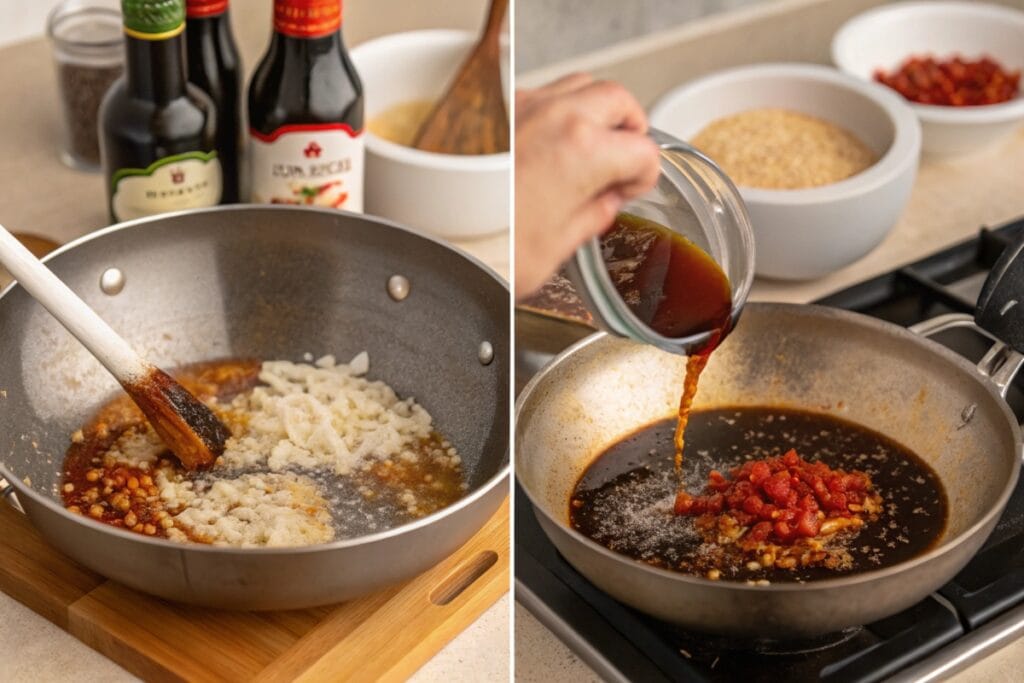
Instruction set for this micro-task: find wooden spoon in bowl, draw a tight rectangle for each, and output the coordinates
[412,0,509,155]
[0,224,229,470]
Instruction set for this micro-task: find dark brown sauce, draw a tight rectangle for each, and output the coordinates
[570,407,948,582]
[601,213,732,340]
[600,213,733,474]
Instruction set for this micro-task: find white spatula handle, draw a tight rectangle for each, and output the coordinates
[0,224,149,382]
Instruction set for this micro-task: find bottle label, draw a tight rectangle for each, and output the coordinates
[273,0,342,39]
[111,151,223,222]
[186,0,229,18]
[249,124,363,212]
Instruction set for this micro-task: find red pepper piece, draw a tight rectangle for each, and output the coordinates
[708,470,730,492]
[763,471,791,504]
[796,510,821,537]
[782,449,800,467]
[742,494,764,516]
[674,490,693,515]
[774,520,795,543]
[749,461,771,485]
[733,510,755,527]
[748,521,773,542]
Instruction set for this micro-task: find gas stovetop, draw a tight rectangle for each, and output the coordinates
[515,218,1024,682]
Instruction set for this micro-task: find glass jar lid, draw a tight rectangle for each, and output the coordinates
[48,0,123,63]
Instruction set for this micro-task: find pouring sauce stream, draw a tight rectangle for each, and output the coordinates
[600,213,732,478]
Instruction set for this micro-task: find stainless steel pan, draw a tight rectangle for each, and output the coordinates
[0,205,509,610]
[516,303,1022,638]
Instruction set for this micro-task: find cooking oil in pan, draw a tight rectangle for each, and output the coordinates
[60,360,468,544]
[311,440,468,537]
[570,407,948,583]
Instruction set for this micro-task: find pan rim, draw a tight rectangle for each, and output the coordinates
[0,203,510,300]
[0,204,511,555]
[515,302,1022,593]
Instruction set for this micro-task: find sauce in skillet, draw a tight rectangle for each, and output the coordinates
[600,214,733,473]
[570,407,948,582]
[61,360,467,544]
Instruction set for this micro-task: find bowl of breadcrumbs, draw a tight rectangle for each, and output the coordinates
[651,63,921,281]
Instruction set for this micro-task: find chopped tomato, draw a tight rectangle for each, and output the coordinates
[796,510,821,537]
[773,520,795,543]
[673,490,693,515]
[748,521,773,542]
[763,471,791,504]
[708,470,730,492]
[674,448,874,545]
[749,461,771,485]
[742,495,764,516]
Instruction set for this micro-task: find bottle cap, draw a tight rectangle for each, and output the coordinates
[121,0,186,39]
[186,0,228,18]
[274,0,342,39]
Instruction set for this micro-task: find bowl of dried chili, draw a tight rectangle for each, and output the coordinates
[833,1,1024,157]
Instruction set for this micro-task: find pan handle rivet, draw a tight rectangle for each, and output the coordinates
[478,341,494,365]
[99,268,125,296]
[387,275,410,302]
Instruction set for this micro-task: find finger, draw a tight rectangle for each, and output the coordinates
[516,73,593,114]
[569,130,661,203]
[563,190,625,250]
[603,132,662,200]
[533,72,594,98]
[565,80,649,133]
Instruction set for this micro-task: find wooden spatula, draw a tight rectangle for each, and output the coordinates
[413,0,509,155]
[0,224,230,470]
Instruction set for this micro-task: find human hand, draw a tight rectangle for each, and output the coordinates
[514,73,661,299]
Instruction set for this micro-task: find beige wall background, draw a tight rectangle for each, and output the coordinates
[514,0,773,71]
[0,0,66,46]
[0,0,488,49]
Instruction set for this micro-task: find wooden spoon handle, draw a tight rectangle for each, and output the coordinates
[483,0,508,41]
[0,224,148,382]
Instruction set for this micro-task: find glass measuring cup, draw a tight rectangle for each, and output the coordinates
[565,128,755,355]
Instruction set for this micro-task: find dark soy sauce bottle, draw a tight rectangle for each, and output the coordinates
[185,0,242,202]
[247,0,364,211]
[99,0,222,222]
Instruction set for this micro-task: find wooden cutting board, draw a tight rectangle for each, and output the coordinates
[0,496,508,682]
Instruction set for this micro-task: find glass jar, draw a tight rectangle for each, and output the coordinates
[47,0,124,172]
[565,128,755,355]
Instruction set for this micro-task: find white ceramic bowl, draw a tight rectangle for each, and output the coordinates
[649,63,921,281]
[833,1,1024,157]
[350,30,510,239]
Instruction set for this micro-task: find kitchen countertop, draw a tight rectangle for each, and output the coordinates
[0,1,508,681]
[516,0,1024,679]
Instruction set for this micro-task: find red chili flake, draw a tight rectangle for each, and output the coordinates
[673,449,874,545]
[874,54,1021,107]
